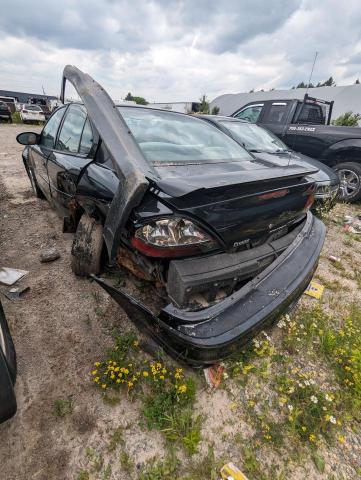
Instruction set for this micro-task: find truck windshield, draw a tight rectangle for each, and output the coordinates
[118,106,252,163]
[220,121,290,154]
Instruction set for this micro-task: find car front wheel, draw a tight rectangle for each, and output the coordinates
[334,162,361,202]
[71,214,104,276]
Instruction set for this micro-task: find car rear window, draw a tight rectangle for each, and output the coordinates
[24,105,42,111]
[118,107,252,163]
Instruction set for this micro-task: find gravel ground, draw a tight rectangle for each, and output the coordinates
[0,123,360,479]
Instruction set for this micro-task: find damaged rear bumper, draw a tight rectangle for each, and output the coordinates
[93,212,325,366]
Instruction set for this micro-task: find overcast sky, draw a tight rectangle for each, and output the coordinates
[1,0,361,102]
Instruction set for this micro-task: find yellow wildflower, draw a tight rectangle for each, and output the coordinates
[143,371,149,377]
[91,370,98,375]
[178,384,187,394]
[101,384,107,389]
[94,362,100,367]
[309,434,316,442]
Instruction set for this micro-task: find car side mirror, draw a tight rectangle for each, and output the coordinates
[16,132,40,146]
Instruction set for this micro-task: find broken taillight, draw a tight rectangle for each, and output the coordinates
[131,217,218,258]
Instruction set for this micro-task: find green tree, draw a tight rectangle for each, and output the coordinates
[124,92,148,105]
[331,111,361,126]
[316,76,336,87]
[211,105,220,115]
[199,94,210,114]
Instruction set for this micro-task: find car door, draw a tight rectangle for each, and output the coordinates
[30,106,67,200]
[233,103,265,123]
[46,104,95,216]
[259,101,293,138]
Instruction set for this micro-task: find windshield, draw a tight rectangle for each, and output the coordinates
[118,107,252,163]
[24,105,42,111]
[220,121,289,153]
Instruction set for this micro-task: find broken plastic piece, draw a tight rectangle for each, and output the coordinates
[220,462,249,480]
[304,281,324,299]
[204,364,224,388]
[0,268,28,286]
[4,286,30,301]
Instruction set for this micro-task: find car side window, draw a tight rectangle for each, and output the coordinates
[79,118,94,155]
[263,102,288,124]
[56,105,87,153]
[40,107,66,148]
[235,105,263,123]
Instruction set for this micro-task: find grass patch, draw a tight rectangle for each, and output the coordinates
[119,450,134,473]
[107,425,125,452]
[53,397,73,417]
[75,470,89,480]
[85,447,103,472]
[91,330,200,454]
[139,453,180,480]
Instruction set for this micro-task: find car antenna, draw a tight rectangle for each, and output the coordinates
[287,51,318,167]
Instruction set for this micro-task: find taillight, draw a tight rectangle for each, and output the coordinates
[131,217,218,258]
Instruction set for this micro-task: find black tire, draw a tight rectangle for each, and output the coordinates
[71,214,104,276]
[0,301,16,384]
[334,162,361,202]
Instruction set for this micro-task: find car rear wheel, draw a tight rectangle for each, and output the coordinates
[0,302,16,383]
[334,162,361,202]
[71,214,104,276]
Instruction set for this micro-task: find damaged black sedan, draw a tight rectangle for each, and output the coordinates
[17,66,326,366]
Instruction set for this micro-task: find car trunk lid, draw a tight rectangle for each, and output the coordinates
[154,161,316,250]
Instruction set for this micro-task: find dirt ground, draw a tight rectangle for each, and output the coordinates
[0,124,360,480]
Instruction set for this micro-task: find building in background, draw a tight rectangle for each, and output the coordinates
[0,89,58,112]
[147,101,200,114]
[210,85,361,121]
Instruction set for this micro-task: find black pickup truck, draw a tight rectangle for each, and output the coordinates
[232,94,361,202]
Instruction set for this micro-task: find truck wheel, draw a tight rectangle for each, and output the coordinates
[334,162,361,202]
[71,214,104,277]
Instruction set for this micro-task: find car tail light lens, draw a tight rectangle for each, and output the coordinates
[131,217,218,258]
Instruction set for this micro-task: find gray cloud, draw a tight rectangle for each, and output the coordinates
[0,0,360,101]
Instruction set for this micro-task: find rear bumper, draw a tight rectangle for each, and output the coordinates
[94,212,326,366]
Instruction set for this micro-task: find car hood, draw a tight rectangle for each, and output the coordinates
[251,151,339,185]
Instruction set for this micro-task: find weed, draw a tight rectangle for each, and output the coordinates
[75,470,89,480]
[53,397,73,417]
[354,270,361,289]
[91,331,199,453]
[107,425,125,452]
[102,464,111,480]
[343,237,353,247]
[86,447,103,472]
[92,290,103,303]
[312,453,326,473]
[183,446,222,480]
[161,409,202,455]
[139,453,180,480]
[315,275,341,292]
[119,450,134,473]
